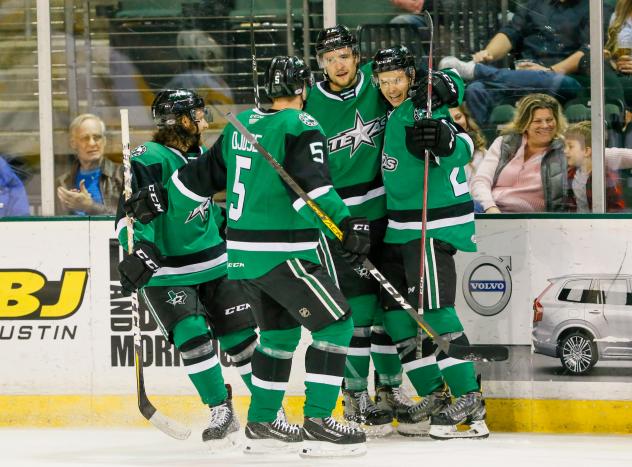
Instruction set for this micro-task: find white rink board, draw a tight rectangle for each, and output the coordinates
[1,217,632,399]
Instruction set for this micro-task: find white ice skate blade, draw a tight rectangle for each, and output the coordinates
[243,437,301,454]
[204,430,241,452]
[428,420,490,440]
[299,440,367,458]
[396,420,430,437]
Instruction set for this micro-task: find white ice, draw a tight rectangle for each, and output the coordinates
[2,429,631,467]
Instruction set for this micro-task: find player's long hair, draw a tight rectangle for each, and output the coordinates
[152,115,201,152]
[605,0,632,56]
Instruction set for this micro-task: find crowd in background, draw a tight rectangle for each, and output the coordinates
[3,0,632,217]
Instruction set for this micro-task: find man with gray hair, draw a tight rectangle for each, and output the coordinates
[56,113,123,215]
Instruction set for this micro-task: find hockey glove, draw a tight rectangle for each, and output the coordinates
[405,118,458,158]
[334,217,371,267]
[118,241,164,296]
[124,183,168,224]
[409,71,459,111]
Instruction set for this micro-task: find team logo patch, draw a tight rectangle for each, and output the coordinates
[353,265,370,279]
[166,290,187,306]
[299,112,318,127]
[298,307,311,318]
[328,110,387,157]
[131,145,147,157]
[413,107,429,122]
[248,114,263,124]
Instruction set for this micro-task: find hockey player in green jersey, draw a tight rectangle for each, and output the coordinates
[374,46,489,439]
[123,57,368,457]
[304,24,408,436]
[115,89,259,449]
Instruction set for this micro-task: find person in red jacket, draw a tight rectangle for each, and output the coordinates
[565,121,625,212]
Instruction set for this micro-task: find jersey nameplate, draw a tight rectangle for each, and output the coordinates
[232,131,261,153]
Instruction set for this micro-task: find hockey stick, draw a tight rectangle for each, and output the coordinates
[250,0,260,109]
[120,109,192,440]
[220,110,508,362]
[417,10,434,316]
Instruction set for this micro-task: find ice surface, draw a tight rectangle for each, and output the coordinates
[1,429,631,467]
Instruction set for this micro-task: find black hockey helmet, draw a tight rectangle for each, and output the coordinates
[315,25,359,58]
[151,89,209,128]
[371,45,416,85]
[264,56,314,99]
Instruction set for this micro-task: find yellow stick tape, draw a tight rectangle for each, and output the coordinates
[1,396,631,433]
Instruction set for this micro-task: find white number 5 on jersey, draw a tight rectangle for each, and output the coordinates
[229,155,252,221]
[310,142,324,163]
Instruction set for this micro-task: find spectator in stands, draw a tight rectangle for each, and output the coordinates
[439,0,599,126]
[56,114,123,215]
[0,155,30,217]
[390,0,425,26]
[449,103,487,183]
[470,94,569,213]
[605,0,632,112]
[565,120,632,212]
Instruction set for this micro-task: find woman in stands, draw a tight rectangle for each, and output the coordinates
[470,93,569,213]
[606,0,632,112]
[448,103,487,184]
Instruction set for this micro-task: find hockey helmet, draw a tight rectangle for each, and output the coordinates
[371,45,416,85]
[264,56,314,99]
[315,25,359,58]
[151,89,209,128]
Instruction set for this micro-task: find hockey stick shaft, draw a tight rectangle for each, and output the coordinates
[418,10,434,316]
[250,0,260,109]
[120,109,191,439]
[222,110,507,362]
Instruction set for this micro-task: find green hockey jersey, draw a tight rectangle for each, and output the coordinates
[166,107,351,280]
[115,141,226,286]
[381,99,476,252]
[305,62,388,221]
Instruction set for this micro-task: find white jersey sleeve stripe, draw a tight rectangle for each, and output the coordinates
[171,170,208,202]
[292,185,334,212]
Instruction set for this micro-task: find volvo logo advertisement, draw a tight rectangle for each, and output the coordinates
[461,256,512,317]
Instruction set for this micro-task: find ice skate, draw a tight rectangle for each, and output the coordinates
[243,412,303,454]
[202,385,240,451]
[300,416,367,458]
[429,391,489,440]
[399,386,451,436]
[342,388,393,437]
[375,385,425,436]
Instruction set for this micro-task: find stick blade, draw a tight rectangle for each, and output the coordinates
[139,392,191,440]
[448,344,509,362]
[147,410,192,440]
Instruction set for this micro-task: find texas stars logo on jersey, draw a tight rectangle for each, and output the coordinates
[185,198,211,224]
[382,152,398,172]
[328,110,387,157]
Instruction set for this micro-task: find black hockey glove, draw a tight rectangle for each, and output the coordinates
[118,241,164,296]
[409,71,459,111]
[334,217,371,267]
[405,118,458,158]
[124,183,168,224]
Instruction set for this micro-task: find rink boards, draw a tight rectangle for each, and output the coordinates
[1,216,631,433]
